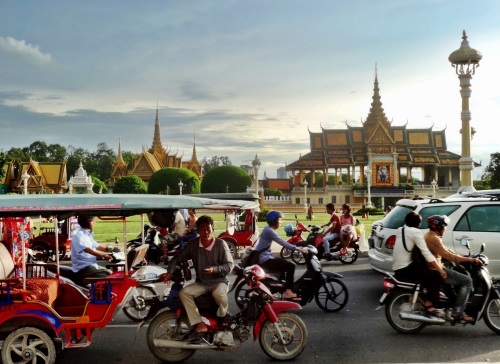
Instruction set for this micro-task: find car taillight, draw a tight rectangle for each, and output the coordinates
[385,235,396,249]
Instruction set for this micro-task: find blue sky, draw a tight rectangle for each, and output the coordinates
[0,0,499,179]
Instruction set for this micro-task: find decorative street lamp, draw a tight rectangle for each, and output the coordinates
[166,185,170,195]
[252,154,261,198]
[365,168,373,208]
[178,179,184,195]
[21,171,30,195]
[303,180,308,213]
[226,185,229,193]
[449,30,482,193]
[431,179,438,198]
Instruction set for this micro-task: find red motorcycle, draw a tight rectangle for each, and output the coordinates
[291,225,360,265]
[280,215,310,259]
[145,264,308,362]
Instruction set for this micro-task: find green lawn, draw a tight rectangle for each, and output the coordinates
[32,211,383,244]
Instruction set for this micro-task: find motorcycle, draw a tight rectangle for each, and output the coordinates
[280,215,310,259]
[144,263,308,362]
[290,224,360,265]
[126,225,182,265]
[232,245,349,312]
[379,239,500,334]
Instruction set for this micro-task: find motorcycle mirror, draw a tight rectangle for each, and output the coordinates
[480,243,485,254]
[460,238,471,250]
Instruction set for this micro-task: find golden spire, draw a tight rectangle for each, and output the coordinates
[151,104,164,152]
[117,138,125,164]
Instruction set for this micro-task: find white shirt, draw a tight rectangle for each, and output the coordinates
[173,211,186,236]
[392,225,437,271]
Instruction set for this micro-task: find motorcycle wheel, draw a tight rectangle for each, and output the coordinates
[123,286,159,322]
[259,312,308,361]
[1,326,56,364]
[314,279,348,312]
[291,250,306,265]
[339,247,358,264]
[280,247,292,259]
[484,298,500,334]
[147,311,195,363]
[234,280,251,309]
[385,291,425,333]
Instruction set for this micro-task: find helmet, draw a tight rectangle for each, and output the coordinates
[427,215,450,231]
[266,211,284,226]
[284,223,295,236]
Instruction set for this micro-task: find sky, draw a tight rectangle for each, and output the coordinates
[1,0,499,180]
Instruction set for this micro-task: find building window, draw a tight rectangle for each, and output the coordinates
[331,196,336,204]
[295,198,301,204]
[307,198,310,204]
[345,195,350,204]
[319,197,323,204]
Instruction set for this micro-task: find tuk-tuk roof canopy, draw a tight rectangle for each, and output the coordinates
[0,194,259,218]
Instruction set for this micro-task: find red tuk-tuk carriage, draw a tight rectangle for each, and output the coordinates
[0,194,257,364]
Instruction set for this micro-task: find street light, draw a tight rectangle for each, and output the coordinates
[166,185,170,195]
[431,179,437,198]
[365,168,373,208]
[252,154,261,199]
[226,185,229,193]
[449,30,482,193]
[21,171,30,195]
[178,179,184,195]
[303,180,308,213]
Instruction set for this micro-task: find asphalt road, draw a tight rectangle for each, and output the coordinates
[55,256,500,364]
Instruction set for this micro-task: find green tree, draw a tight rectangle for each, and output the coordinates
[87,142,115,181]
[46,143,67,161]
[113,175,147,194]
[148,168,200,195]
[0,152,6,181]
[484,152,500,189]
[201,156,232,175]
[6,147,29,161]
[28,141,49,161]
[91,176,109,194]
[66,147,90,177]
[264,188,283,197]
[201,166,251,193]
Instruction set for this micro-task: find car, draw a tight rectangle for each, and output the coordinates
[446,189,500,199]
[368,196,500,279]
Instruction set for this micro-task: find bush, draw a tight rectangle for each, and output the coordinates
[148,168,200,195]
[113,175,147,194]
[201,166,252,193]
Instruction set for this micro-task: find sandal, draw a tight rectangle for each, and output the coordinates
[424,304,445,318]
[452,313,474,323]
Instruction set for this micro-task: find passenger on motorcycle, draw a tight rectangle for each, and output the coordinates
[392,212,447,317]
[254,211,308,300]
[321,203,340,258]
[71,215,113,285]
[424,215,483,322]
[163,215,234,335]
[160,210,187,261]
[335,204,357,257]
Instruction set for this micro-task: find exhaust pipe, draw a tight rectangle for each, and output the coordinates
[399,312,446,324]
[153,339,215,350]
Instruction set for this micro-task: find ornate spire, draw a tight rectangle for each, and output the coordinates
[117,138,125,164]
[364,68,391,129]
[151,105,164,152]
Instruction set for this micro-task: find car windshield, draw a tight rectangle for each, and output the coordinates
[381,205,414,229]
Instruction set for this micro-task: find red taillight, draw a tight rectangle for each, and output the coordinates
[384,280,395,289]
[385,235,397,249]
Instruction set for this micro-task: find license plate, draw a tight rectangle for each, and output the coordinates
[379,292,388,304]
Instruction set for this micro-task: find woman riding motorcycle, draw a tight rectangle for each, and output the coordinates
[253,211,307,300]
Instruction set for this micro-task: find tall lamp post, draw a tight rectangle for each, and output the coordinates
[21,171,30,195]
[431,179,437,198]
[449,30,482,193]
[365,168,373,208]
[252,154,261,204]
[178,179,184,195]
[303,180,308,213]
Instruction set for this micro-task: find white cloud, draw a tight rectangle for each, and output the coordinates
[0,36,52,64]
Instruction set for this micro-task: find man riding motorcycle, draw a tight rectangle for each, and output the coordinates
[424,215,483,322]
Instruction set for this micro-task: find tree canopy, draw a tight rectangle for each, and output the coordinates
[483,152,500,189]
[148,168,200,195]
[201,165,252,193]
[113,175,147,194]
[201,156,232,175]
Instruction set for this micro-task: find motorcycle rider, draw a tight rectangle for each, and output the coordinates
[254,211,308,300]
[163,215,233,338]
[392,212,447,317]
[321,203,340,258]
[424,215,482,322]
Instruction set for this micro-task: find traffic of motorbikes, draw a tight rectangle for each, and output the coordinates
[37,212,500,362]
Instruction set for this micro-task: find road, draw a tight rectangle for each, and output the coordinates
[55,256,500,363]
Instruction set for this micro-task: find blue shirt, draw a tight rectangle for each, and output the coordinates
[254,226,298,264]
[71,228,100,272]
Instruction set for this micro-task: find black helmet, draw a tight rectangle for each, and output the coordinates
[266,211,284,226]
[427,215,450,231]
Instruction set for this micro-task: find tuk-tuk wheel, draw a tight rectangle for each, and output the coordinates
[1,326,56,364]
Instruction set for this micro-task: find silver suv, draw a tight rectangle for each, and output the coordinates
[368,196,500,278]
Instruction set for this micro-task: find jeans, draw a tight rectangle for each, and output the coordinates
[443,267,473,315]
[323,233,339,254]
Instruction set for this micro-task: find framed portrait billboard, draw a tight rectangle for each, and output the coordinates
[373,163,392,186]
